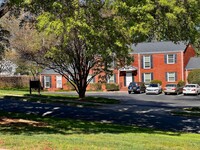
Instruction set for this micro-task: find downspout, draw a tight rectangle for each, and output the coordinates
[181,51,184,81]
[138,53,141,82]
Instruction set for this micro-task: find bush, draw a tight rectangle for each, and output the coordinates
[187,69,200,85]
[150,80,162,85]
[178,80,185,87]
[0,76,35,89]
[88,83,102,91]
[65,82,76,91]
[105,83,119,91]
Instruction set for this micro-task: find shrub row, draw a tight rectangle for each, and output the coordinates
[0,76,36,89]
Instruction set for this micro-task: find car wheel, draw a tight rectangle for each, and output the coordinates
[128,91,131,94]
[164,92,167,95]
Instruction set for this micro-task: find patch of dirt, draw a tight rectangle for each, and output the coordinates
[0,117,48,127]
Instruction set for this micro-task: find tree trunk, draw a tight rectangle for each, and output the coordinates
[78,87,86,100]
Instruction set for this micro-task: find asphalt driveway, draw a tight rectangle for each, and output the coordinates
[0,91,200,133]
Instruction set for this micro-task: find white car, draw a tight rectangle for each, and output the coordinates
[183,84,200,95]
[146,83,162,95]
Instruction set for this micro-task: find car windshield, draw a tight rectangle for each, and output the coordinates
[185,85,196,88]
[129,82,137,86]
[166,84,176,87]
[149,84,158,87]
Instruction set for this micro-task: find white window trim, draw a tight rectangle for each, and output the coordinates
[107,74,115,83]
[44,76,51,88]
[167,72,176,82]
[167,54,175,64]
[144,73,152,83]
[143,56,151,69]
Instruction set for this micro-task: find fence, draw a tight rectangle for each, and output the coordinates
[0,76,38,89]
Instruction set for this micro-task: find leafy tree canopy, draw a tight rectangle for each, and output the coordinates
[2,0,200,98]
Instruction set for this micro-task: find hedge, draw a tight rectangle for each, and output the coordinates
[0,76,36,89]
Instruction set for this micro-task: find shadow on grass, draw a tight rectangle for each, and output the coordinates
[0,111,180,136]
[2,94,120,106]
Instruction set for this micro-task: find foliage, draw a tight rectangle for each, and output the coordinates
[105,83,119,91]
[150,80,162,85]
[178,80,185,87]
[2,0,200,98]
[65,82,76,91]
[187,69,200,84]
[88,83,102,91]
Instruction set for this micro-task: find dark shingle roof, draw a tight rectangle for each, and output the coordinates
[186,57,200,70]
[131,41,188,54]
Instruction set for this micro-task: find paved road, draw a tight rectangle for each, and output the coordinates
[0,92,200,133]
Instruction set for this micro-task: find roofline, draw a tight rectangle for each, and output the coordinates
[130,50,183,55]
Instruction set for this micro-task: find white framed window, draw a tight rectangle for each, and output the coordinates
[167,54,176,64]
[44,76,51,88]
[56,76,62,88]
[107,74,116,83]
[143,56,151,69]
[143,73,152,83]
[87,74,95,83]
[167,72,176,82]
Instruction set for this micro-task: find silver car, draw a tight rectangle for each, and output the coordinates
[183,84,200,95]
[146,83,162,95]
[164,84,183,95]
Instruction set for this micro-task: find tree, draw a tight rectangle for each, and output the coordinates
[3,0,200,98]
[187,69,200,85]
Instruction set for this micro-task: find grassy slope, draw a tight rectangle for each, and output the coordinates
[0,90,199,149]
[0,112,200,150]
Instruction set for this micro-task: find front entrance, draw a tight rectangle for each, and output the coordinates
[126,72,133,87]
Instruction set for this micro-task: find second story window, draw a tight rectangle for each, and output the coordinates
[143,56,151,69]
[165,54,177,64]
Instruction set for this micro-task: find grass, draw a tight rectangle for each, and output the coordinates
[172,107,200,117]
[0,89,120,107]
[0,111,200,150]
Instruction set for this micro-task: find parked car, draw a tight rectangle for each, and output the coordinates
[146,83,162,95]
[128,82,146,94]
[163,83,183,95]
[183,84,200,95]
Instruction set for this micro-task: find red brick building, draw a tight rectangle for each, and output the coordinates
[40,41,196,91]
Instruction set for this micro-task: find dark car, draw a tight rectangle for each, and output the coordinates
[128,82,146,94]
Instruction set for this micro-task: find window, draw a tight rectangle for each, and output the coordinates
[143,56,151,69]
[107,74,116,83]
[166,54,176,64]
[87,74,95,83]
[167,72,176,82]
[143,73,152,83]
[44,76,51,88]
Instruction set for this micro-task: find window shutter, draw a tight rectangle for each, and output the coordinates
[164,54,167,64]
[174,54,177,63]
[151,55,153,68]
[175,72,177,81]
[114,74,116,83]
[124,76,126,86]
[141,56,144,69]
[42,76,44,88]
[151,73,154,81]
[165,72,168,81]
[142,73,144,82]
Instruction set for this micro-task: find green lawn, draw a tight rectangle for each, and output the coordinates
[0,111,200,150]
[0,90,200,150]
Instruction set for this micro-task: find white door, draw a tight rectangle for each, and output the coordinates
[126,72,133,87]
[56,76,62,88]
